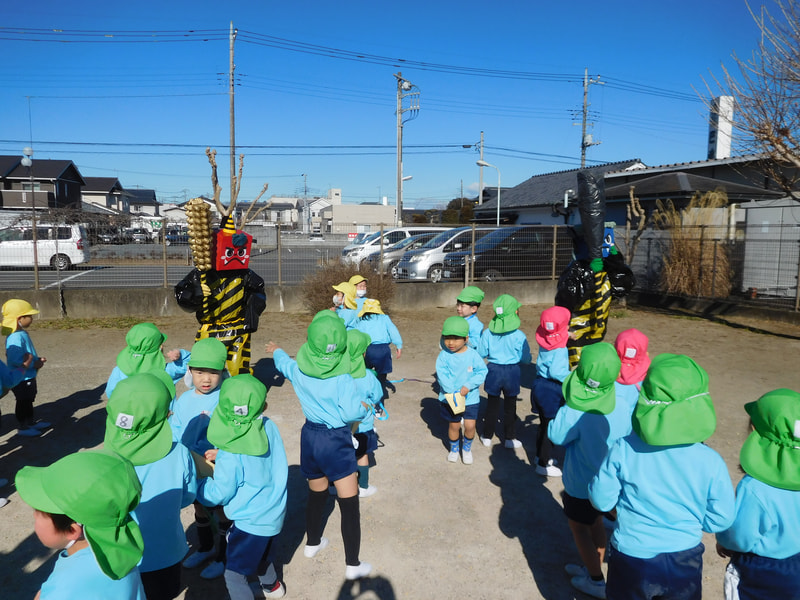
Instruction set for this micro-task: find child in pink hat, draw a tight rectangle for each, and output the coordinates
[613,328,651,424]
[531,306,572,477]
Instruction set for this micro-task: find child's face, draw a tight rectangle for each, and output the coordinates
[17,315,33,329]
[355,282,367,293]
[333,292,344,306]
[33,510,70,550]
[191,367,223,394]
[455,302,478,318]
[443,335,468,353]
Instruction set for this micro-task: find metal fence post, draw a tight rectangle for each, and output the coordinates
[551,224,558,280]
[277,225,282,287]
[161,219,168,288]
[795,238,800,312]
[711,240,718,298]
[697,226,706,298]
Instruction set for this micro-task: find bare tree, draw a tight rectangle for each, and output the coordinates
[706,0,800,200]
[205,148,271,226]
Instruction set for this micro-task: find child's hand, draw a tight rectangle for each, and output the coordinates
[164,349,181,362]
[264,342,279,355]
[459,386,469,397]
[34,357,46,370]
[395,348,402,359]
[204,449,218,463]
[21,353,33,369]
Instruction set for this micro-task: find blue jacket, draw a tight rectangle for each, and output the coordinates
[168,387,221,446]
[5,330,39,381]
[132,442,197,572]
[436,347,488,407]
[717,475,800,559]
[197,418,288,537]
[478,329,531,365]
[589,433,735,558]
[273,349,366,427]
[465,314,484,350]
[355,314,403,349]
[39,546,145,600]
[354,370,383,434]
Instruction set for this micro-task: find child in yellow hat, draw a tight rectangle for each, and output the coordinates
[2,299,48,437]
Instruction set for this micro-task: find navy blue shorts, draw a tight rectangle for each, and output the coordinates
[354,429,378,458]
[607,542,704,600]
[562,491,602,526]
[225,524,274,577]
[732,550,800,600]
[300,420,357,482]
[531,377,565,419]
[364,343,392,374]
[484,363,521,397]
[440,400,479,423]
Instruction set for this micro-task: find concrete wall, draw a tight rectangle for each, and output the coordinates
[0,280,560,321]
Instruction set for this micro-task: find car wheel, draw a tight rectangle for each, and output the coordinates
[428,264,443,283]
[481,269,503,282]
[389,261,399,278]
[51,254,71,271]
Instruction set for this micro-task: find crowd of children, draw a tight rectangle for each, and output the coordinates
[2,289,798,600]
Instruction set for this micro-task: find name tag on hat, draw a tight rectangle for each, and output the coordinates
[115,413,135,430]
[234,405,249,417]
[625,348,637,359]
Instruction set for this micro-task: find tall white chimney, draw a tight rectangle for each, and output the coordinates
[707,95,734,160]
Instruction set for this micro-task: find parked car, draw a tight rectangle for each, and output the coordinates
[341,226,449,265]
[395,226,496,283]
[0,224,90,271]
[441,225,573,282]
[363,231,440,277]
[97,228,132,245]
[126,227,154,244]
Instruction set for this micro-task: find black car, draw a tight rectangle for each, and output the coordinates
[441,225,574,282]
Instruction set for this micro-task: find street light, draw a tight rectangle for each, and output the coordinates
[395,72,420,227]
[21,147,40,289]
[476,160,501,226]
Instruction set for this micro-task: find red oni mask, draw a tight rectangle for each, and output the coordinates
[215,228,252,271]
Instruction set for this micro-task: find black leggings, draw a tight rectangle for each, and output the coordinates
[12,379,36,426]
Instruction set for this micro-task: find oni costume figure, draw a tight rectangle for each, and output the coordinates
[556,171,635,368]
[175,206,266,375]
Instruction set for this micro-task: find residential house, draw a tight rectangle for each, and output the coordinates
[126,188,161,217]
[0,155,86,212]
[82,177,129,214]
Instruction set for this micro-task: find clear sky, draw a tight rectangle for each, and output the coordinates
[0,0,769,210]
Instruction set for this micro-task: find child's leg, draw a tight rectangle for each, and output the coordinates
[536,415,554,465]
[194,502,215,552]
[357,454,370,490]
[567,517,605,578]
[502,394,518,440]
[12,380,35,428]
[447,421,462,455]
[305,477,331,546]
[483,395,501,440]
[338,494,361,566]
[463,418,477,441]
[215,509,232,563]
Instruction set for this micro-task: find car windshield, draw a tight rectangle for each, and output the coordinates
[421,228,467,249]
[361,231,382,244]
[471,227,519,252]
[388,233,433,251]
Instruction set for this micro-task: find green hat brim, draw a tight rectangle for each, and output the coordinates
[740,429,800,491]
[104,418,173,467]
[562,369,616,415]
[15,465,62,514]
[456,286,484,304]
[296,343,351,379]
[207,413,269,456]
[632,392,717,446]
[442,316,470,338]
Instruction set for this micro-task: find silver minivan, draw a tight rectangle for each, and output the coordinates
[341,226,448,265]
[395,226,495,282]
[0,223,90,270]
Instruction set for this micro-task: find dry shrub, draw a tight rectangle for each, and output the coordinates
[652,190,733,298]
[301,259,397,315]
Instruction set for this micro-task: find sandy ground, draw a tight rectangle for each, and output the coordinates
[1,305,800,600]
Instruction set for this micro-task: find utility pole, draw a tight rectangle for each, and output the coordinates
[229,22,237,207]
[580,68,603,168]
[477,131,484,205]
[395,72,420,227]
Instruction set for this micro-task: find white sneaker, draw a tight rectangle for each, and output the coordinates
[565,563,588,577]
[479,437,491,447]
[262,580,286,598]
[0,497,8,508]
[571,575,606,599]
[200,560,225,579]
[358,485,377,498]
[504,439,522,449]
[447,451,459,463]
[303,536,329,558]
[182,548,215,568]
[345,561,372,580]
[535,463,562,477]
[462,450,473,465]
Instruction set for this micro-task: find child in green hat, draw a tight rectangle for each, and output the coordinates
[265,313,373,581]
[15,449,146,598]
[548,342,627,598]
[455,285,485,350]
[477,294,531,449]
[105,322,186,399]
[196,374,288,600]
[169,336,229,580]
[105,372,198,600]
[588,353,735,600]
[347,329,384,497]
[716,388,800,599]
[437,316,488,464]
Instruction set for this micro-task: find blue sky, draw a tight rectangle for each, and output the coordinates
[0,1,767,209]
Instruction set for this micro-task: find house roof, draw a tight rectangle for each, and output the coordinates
[2,157,86,185]
[0,156,21,177]
[83,177,123,193]
[125,188,158,205]
[474,159,643,215]
[604,172,784,202]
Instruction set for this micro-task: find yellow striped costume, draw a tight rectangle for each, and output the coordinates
[566,270,611,369]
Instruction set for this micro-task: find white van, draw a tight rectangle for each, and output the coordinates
[395,226,496,282]
[341,226,448,265]
[0,224,90,270]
